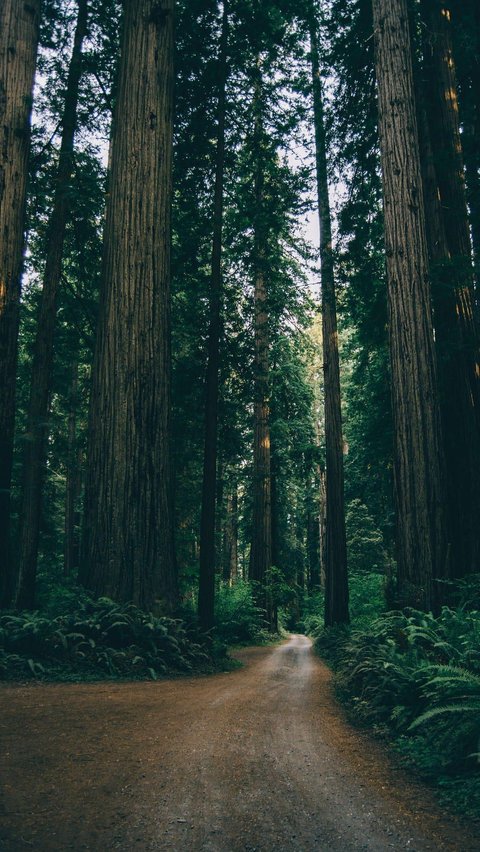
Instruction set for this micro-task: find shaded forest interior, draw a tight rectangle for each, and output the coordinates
[1,0,480,817]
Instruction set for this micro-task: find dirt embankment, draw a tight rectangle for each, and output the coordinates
[0,636,478,851]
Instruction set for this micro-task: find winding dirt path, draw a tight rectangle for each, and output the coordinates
[0,635,478,851]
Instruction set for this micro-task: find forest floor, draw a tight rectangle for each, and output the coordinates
[0,636,478,852]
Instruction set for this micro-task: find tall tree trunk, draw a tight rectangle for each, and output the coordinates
[198,0,229,631]
[249,63,273,627]
[223,479,238,585]
[318,465,326,589]
[372,0,448,611]
[80,0,177,612]
[0,0,40,607]
[15,0,88,610]
[306,504,320,591]
[310,14,349,626]
[420,0,480,376]
[64,359,81,578]
[416,39,480,580]
[270,441,280,572]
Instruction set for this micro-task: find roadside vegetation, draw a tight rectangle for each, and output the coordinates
[0,579,272,683]
[310,572,480,821]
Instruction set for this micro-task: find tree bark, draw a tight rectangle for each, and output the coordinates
[310,13,349,626]
[372,0,448,610]
[318,465,326,589]
[420,0,480,377]
[0,0,40,607]
[451,0,480,310]
[415,21,480,579]
[249,62,273,627]
[223,479,238,585]
[307,505,320,591]
[198,0,229,631]
[80,0,177,612]
[15,0,88,610]
[64,360,81,578]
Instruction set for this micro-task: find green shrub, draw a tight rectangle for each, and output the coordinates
[315,603,480,817]
[0,596,222,682]
[214,581,266,644]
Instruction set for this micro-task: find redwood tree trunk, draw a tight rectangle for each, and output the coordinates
[249,65,273,626]
[310,14,349,626]
[419,0,480,578]
[64,360,81,578]
[372,0,448,610]
[223,480,238,585]
[420,0,479,356]
[0,0,40,607]
[250,257,273,621]
[198,0,229,631]
[15,0,88,610]
[80,0,177,612]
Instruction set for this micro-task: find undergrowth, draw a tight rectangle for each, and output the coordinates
[313,575,480,820]
[0,595,227,682]
[213,581,270,645]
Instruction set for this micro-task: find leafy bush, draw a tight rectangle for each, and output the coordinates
[348,570,386,627]
[301,591,325,638]
[303,573,385,642]
[214,581,267,644]
[0,596,224,682]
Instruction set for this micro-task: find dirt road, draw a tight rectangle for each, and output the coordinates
[0,636,477,851]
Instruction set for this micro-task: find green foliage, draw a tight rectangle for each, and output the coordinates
[345,499,386,573]
[0,596,223,682]
[296,590,324,637]
[214,581,268,645]
[348,570,386,628]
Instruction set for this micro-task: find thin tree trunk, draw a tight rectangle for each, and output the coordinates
[372,0,448,611]
[0,0,41,607]
[307,504,320,591]
[198,0,229,631]
[223,479,238,585]
[310,13,349,626]
[270,447,280,572]
[64,360,80,577]
[249,62,273,627]
[15,0,88,610]
[81,0,177,612]
[318,466,326,589]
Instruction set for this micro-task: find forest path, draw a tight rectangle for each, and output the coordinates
[0,635,477,851]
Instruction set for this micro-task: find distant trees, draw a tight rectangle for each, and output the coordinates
[16,0,89,610]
